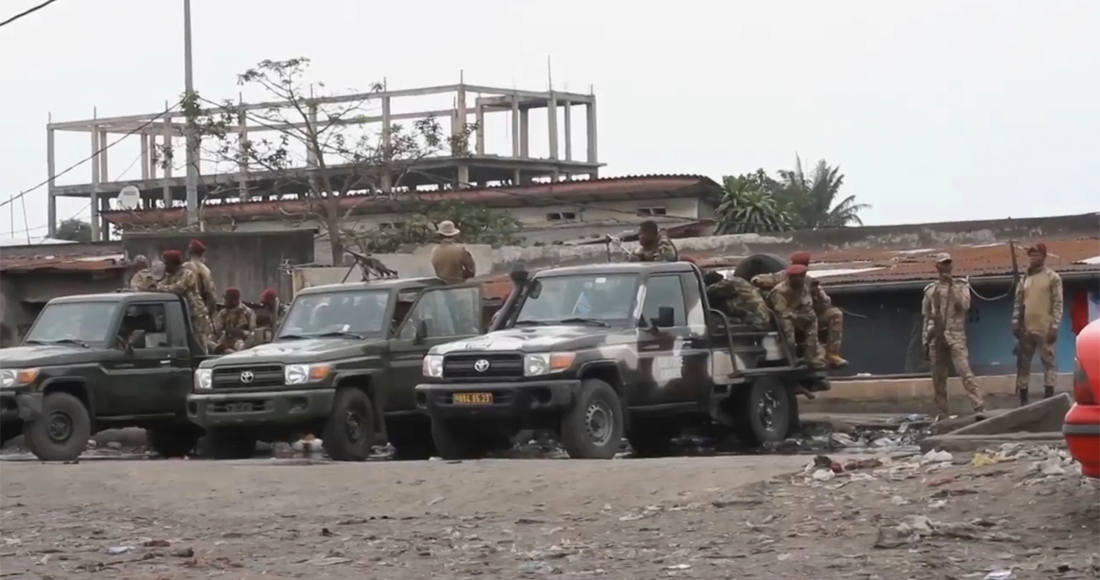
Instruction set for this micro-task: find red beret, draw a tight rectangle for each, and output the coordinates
[188,239,206,253]
[162,250,183,264]
[1027,242,1047,255]
[224,287,241,299]
[788,251,811,266]
[260,288,278,302]
[786,264,809,276]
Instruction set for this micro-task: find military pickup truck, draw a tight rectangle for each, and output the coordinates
[0,292,211,461]
[415,260,828,460]
[187,277,487,461]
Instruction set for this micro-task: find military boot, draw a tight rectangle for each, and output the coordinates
[825,353,848,368]
[1019,388,1029,407]
[1043,385,1056,399]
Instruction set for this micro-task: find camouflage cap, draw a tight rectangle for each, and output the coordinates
[934,252,952,263]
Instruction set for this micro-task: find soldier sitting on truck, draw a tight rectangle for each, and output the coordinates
[769,264,827,369]
[702,271,772,331]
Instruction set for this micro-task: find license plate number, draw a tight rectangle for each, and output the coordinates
[453,392,493,405]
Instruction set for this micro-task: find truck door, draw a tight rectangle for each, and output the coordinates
[388,284,483,412]
[635,273,711,407]
[99,302,191,417]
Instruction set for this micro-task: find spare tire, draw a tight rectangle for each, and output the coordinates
[733,253,788,281]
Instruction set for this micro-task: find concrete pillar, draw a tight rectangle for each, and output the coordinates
[453,84,468,155]
[457,164,470,189]
[547,92,558,160]
[237,109,249,199]
[563,100,572,161]
[46,128,56,237]
[520,109,529,158]
[162,116,173,207]
[381,96,392,194]
[475,104,485,156]
[99,196,110,240]
[586,100,598,164]
[140,134,151,181]
[98,129,109,180]
[90,125,101,242]
[511,97,520,157]
[513,169,521,185]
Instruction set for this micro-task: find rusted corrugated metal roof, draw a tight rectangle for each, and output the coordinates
[102,175,722,227]
[0,253,129,274]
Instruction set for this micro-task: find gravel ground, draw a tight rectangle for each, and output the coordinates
[1,447,1097,580]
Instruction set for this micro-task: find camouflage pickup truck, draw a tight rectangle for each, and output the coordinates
[0,292,210,461]
[187,277,488,461]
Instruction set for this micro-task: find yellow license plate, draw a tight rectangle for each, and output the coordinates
[453,392,493,404]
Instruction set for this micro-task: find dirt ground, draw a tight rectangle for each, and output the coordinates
[1,447,1098,580]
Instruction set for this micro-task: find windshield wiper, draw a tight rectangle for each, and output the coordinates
[557,317,610,328]
[313,330,365,340]
[47,338,89,348]
[513,319,549,326]
[23,339,48,345]
[275,334,308,340]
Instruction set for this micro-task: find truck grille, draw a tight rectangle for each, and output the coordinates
[212,365,284,389]
[443,353,524,379]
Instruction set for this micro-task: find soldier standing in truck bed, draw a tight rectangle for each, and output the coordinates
[431,220,476,284]
[182,239,217,314]
[156,250,214,354]
[629,221,678,262]
[753,251,847,368]
[128,255,156,291]
[921,252,985,418]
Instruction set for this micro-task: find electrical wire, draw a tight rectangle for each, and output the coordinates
[0,100,181,210]
[0,0,58,28]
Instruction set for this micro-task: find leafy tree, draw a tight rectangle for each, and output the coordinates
[346,200,523,254]
[715,171,792,234]
[179,57,502,262]
[774,156,871,228]
[54,218,92,242]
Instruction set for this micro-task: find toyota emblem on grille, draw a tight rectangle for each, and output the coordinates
[239,371,255,383]
[473,359,491,373]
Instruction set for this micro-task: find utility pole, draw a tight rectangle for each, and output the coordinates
[183,0,199,226]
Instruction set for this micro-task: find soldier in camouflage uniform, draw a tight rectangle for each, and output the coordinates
[629,220,678,262]
[156,250,214,354]
[703,272,772,331]
[921,252,985,417]
[769,264,826,369]
[1012,243,1063,405]
[128,255,157,291]
[212,287,256,353]
[250,288,287,347]
[182,239,218,315]
[752,251,847,368]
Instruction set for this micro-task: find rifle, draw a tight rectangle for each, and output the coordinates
[1009,241,1024,357]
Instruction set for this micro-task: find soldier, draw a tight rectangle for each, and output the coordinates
[212,287,256,353]
[430,220,476,284]
[703,271,772,331]
[769,264,826,369]
[128,255,157,291]
[629,220,678,262]
[921,252,985,418]
[251,288,285,346]
[156,250,213,354]
[182,239,217,314]
[1012,242,1064,405]
[753,252,847,368]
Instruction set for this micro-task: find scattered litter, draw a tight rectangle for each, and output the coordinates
[985,569,1015,580]
[921,450,954,464]
[107,546,132,555]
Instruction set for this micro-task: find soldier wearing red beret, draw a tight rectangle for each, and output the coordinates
[155,250,214,353]
[767,263,826,369]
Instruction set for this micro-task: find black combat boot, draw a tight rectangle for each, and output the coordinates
[1043,385,1055,399]
[1019,388,1029,407]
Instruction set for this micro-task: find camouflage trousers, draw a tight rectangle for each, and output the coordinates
[190,312,214,355]
[817,307,843,356]
[1015,331,1057,391]
[780,314,825,368]
[729,299,772,331]
[928,336,984,415]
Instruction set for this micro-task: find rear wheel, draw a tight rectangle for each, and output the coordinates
[322,388,376,461]
[560,379,624,459]
[205,428,257,460]
[146,426,201,458]
[23,392,91,462]
[735,376,793,446]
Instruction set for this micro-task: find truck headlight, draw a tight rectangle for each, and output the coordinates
[194,368,213,390]
[285,364,331,385]
[0,368,39,389]
[422,355,444,378]
[523,353,575,377]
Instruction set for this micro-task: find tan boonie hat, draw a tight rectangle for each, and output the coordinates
[934,252,952,263]
[436,220,460,237]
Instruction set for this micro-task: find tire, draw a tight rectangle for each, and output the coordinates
[205,428,257,460]
[560,379,624,459]
[146,426,201,458]
[430,417,480,460]
[734,376,793,446]
[387,422,434,461]
[22,392,92,462]
[322,388,376,461]
[626,421,679,458]
[733,253,789,281]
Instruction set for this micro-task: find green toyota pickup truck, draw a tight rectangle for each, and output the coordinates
[187,277,487,461]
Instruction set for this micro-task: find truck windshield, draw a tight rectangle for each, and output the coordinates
[24,302,120,346]
[277,290,390,338]
[514,274,638,325]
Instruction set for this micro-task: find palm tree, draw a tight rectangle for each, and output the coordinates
[715,173,793,234]
[775,156,871,228]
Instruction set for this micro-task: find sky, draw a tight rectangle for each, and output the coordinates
[1,0,1098,241]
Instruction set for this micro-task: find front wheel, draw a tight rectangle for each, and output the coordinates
[23,392,92,462]
[560,379,624,459]
[734,376,793,446]
[322,388,376,461]
[146,426,202,458]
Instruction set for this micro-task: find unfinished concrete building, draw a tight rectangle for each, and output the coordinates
[45,82,603,241]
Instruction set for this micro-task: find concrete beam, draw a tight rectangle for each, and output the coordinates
[919,432,1066,453]
[950,393,1072,436]
[93,109,456,137]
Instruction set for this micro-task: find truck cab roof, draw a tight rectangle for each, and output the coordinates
[47,292,181,305]
[531,261,697,278]
[296,277,450,296]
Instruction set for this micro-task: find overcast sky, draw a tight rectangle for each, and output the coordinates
[1,0,1097,241]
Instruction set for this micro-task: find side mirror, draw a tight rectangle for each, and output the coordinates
[413,319,428,345]
[655,306,676,329]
